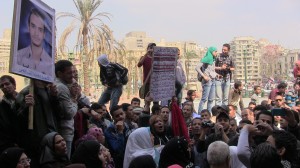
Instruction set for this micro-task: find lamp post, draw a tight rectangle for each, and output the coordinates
[243,46,248,97]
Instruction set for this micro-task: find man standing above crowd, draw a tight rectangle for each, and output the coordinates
[97,54,128,111]
[268,82,287,105]
[215,44,234,106]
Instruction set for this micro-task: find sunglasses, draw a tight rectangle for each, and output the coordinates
[275,99,282,102]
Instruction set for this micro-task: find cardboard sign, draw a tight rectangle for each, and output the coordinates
[150,47,177,101]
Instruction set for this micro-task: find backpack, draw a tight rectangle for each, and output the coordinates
[114,63,128,85]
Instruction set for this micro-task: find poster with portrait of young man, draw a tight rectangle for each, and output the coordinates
[10,0,55,82]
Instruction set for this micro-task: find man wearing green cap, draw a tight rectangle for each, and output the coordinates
[196,47,220,114]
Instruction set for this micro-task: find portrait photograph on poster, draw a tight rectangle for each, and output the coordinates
[10,0,55,82]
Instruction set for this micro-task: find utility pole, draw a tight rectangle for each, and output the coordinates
[243,46,248,97]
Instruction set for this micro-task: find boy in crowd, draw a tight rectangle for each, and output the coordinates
[251,85,261,104]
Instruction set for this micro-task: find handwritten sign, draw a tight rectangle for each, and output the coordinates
[150,47,177,101]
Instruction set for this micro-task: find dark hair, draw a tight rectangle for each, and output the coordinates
[192,117,202,124]
[201,109,211,116]
[248,102,256,106]
[253,105,268,112]
[277,82,287,89]
[271,130,297,162]
[151,104,161,115]
[255,110,274,124]
[183,103,193,111]
[250,143,283,168]
[223,43,230,50]
[234,81,242,89]
[129,155,156,168]
[131,97,141,104]
[187,90,196,96]
[0,75,16,86]
[254,85,261,90]
[230,118,237,124]
[90,103,102,110]
[121,103,131,112]
[239,119,252,125]
[147,43,156,50]
[55,60,73,76]
[28,8,45,30]
[110,105,123,117]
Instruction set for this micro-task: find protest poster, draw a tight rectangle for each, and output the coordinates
[150,46,178,101]
[10,0,55,82]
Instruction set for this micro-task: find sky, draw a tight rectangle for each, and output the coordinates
[1,0,300,50]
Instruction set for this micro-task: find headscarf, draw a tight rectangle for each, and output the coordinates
[128,155,156,168]
[0,147,24,168]
[159,137,193,168]
[40,132,69,165]
[201,46,217,65]
[71,140,102,168]
[123,127,155,168]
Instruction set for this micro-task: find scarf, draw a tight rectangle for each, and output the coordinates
[201,46,217,65]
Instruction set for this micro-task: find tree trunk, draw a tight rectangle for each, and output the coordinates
[82,27,90,95]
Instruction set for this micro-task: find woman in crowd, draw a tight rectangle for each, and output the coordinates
[72,140,105,168]
[128,155,156,168]
[0,147,30,168]
[159,137,193,168]
[123,127,156,168]
[39,132,69,168]
[149,115,171,146]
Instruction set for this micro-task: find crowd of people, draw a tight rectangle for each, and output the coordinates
[0,42,300,168]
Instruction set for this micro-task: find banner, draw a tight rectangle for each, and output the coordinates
[150,47,177,101]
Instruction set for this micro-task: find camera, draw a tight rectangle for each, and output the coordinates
[201,121,214,128]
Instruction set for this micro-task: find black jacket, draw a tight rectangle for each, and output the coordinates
[100,62,128,87]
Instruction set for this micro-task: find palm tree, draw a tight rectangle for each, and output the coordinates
[57,0,124,94]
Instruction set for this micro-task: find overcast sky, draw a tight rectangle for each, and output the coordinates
[1,0,300,50]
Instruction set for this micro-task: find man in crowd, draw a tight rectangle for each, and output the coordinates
[228,81,244,111]
[215,44,235,106]
[0,75,18,153]
[175,48,186,105]
[97,54,128,111]
[130,97,141,108]
[207,141,230,168]
[268,82,287,104]
[251,85,261,104]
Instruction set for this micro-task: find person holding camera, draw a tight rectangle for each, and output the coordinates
[197,112,233,153]
[215,44,235,106]
[137,43,156,99]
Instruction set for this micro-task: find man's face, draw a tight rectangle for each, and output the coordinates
[201,112,211,121]
[94,108,105,120]
[125,105,134,120]
[160,107,170,123]
[279,118,288,129]
[192,119,202,135]
[217,117,229,130]
[279,87,286,94]
[182,105,192,119]
[131,101,140,108]
[294,84,300,91]
[248,104,256,111]
[241,109,250,120]
[258,114,273,127]
[58,66,74,84]
[274,95,284,107]
[0,78,16,97]
[188,92,196,101]
[229,120,237,133]
[112,108,126,122]
[255,87,262,94]
[29,14,45,47]
[72,66,78,81]
[222,46,229,55]
[238,84,244,91]
[228,106,236,118]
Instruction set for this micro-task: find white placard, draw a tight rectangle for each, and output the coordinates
[150,47,177,101]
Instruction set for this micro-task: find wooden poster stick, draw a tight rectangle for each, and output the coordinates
[28,79,34,130]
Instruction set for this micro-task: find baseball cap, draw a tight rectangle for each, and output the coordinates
[97,54,110,67]
[216,111,230,120]
[217,105,229,114]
